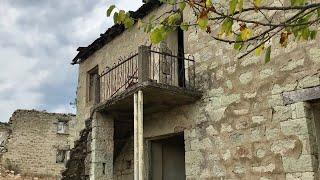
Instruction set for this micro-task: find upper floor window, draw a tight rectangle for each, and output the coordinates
[87,66,99,103]
[57,120,67,134]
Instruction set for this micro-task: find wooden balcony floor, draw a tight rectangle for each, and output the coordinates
[93,81,201,116]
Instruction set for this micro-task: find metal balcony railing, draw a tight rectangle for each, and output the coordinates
[99,46,196,103]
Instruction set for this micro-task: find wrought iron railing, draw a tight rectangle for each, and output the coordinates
[100,53,139,101]
[99,46,196,102]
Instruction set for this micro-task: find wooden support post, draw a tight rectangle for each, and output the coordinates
[134,93,139,180]
[138,90,144,180]
[138,45,151,83]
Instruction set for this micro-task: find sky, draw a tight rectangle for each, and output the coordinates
[0,0,142,122]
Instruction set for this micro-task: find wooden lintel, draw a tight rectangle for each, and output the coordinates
[283,86,320,105]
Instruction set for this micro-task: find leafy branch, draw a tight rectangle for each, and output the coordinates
[107,0,320,62]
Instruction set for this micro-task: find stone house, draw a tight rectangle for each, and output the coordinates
[67,0,320,179]
[1,110,76,179]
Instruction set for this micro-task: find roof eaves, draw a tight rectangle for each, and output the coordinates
[71,0,161,65]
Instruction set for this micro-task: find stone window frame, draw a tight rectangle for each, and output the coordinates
[56,120,69,135]
[86,65,99,104]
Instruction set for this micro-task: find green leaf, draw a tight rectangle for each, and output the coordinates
[124,17,134,28]
[255,44,264,56]
[220,18,233,36]
[180,22,189,31]
[197,17,208,30]
[107,5,116,17]
[254,0,261,7]
[234,35,243,50]
[229,0,238,15]
[206,0,212,8]
[149,15,156,22]
[317,8,320,18]
[240,27,252,41]
[168,13,181,26]
[302,28,310,40]
[291,0,305,6]
[264,46,271,63]
[179,1,186,11]
[113,12,119,24]
[118,10,126,22]
[310,30,317,40]
[150,25,167,44]
[238,0,243,12]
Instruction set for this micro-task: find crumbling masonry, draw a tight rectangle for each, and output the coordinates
[1,110,75,179]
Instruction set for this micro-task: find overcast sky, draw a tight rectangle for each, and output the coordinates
[0,0,142,122]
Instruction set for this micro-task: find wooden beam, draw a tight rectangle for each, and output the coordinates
[283,86,320,105]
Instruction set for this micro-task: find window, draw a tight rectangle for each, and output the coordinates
[56,149,68,164]
[57,121,67,134]
[87,66,99,103]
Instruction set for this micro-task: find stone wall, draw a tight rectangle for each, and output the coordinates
[114,137,134,180]
[75,2,320,179]
[62,119,92,180]
[1,110,75,179]
[0,122,10,156]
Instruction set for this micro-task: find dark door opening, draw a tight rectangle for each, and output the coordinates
[177,28,185,88]
[151,134,186,180]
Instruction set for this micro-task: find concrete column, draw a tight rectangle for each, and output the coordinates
[134,90,144,180]
[134,93,139,180]
[90,112,114,180]
[138,90,144,180]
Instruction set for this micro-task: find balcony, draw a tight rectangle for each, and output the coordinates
[92,45,201,115]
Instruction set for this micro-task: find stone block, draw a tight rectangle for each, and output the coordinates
[260,68,274,79]
[298,75,320,89]
[252,163,276,173]
[270,139,296,156]
[282,155,316,172]
[206,125,219,136]
[280,58,304,71]
[309,47,320,64]
[239,72,253,84]
[280,118,312,136]
[285,172,315,180]
[273,106,292,122]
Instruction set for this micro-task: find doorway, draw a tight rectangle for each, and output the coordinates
[150,134,186,180]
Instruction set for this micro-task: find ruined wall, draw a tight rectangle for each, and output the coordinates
[75,2,320,180]
[1,110,75,178]
[0,122,10,156]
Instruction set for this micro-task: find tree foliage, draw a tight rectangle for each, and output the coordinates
[107,0,320,62]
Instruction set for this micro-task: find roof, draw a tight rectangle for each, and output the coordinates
[71,0,161,65]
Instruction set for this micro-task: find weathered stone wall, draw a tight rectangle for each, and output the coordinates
[75,4,171,140]
[114,137,134,180]
[62,119,92,180]
[75,2,320,180]
[1,110,75,178]
[0,122,10,156]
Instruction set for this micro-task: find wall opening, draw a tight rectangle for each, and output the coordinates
[87,65,99,103]
[311,101,320,174]
[150,133,186,180]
